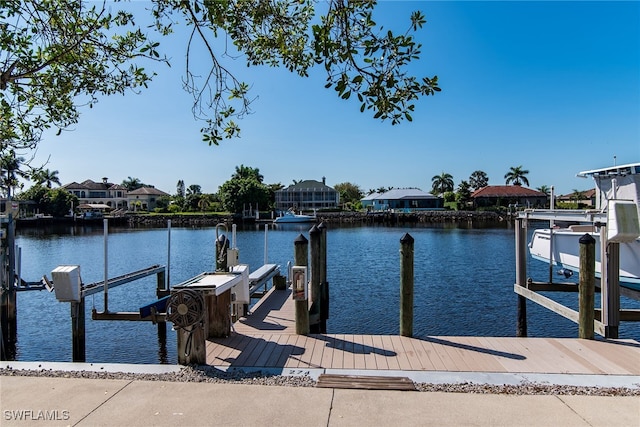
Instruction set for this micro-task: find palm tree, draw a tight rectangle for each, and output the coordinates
[572,189,586,205]
[504,166,530,186]
[32,168,61,188]
[536,185,550,196]
[121,176,143,191]
[0,150,28,198]
[197,194,213,212]
[431,172,454,196]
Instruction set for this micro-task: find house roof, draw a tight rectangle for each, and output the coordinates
[471,185,547,198]
[127,187,169,196]
[558,188,596,199]
[364,188,437,201]
[280,180,335,191]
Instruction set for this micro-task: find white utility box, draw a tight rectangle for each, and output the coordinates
[52,265,82,302]
[227,248,239,268]
[230,264,250,304]
[607,200,640,243]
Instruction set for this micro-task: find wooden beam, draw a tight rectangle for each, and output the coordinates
[514,285,605,337]
[514,285,579,323]
[595,308,640,322]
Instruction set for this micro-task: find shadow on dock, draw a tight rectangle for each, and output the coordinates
[311,335,397,357]
[419,336,525,360]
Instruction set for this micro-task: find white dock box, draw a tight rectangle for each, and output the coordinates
[230,264,250,304]
[607,200,640,243]
[52,265,82,302]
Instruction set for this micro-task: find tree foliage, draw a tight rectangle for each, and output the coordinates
[334,182,363,206]
[469,170,488,191]
[0,149,28,197]
[121,176,145,191]
[16,184,76,217]
[31,168,61,188]
[431,172,454,196]
[150,0,440,145]
[219,176,270,214]
[1,0,166,153]
[504,166,530,186]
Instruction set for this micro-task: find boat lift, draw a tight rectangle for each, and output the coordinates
[515,202,640,339]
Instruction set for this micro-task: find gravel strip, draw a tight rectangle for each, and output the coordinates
[2,366,639,396]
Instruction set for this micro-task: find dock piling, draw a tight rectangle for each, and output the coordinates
[578,233,596,339]
[71,299,86,362]
[318,222,328,333]
[294,234,309,335]
[309,226,321,333]
[515,218,528,337]
[400,233,414,337]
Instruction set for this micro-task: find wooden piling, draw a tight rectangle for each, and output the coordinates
[294,234,309,335]
[515,218,528,337]
[603,241,620,339]
[207,233,232,338]
[578,233,596,339]
[400,233,414,337]
[309,225,321,333]
[177,323,207,365]
[71,299,86,362]
[1,215,17,360]
[207,291,231,338]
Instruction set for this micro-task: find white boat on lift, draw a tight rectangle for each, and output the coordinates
[273,210,317,224]
[525,163,640,292]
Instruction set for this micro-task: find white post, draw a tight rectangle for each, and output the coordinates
[264,224,268,264]
[549,186,555,282]
[166,219,171,291]
[232,223,237,249]
[103,218,109,312]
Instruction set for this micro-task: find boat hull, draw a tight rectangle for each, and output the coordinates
[529,228,640,290]
[273,212,316,223]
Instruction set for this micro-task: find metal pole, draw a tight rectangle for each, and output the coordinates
[166,219,171,291]
[103,218,108,312]
[548,186,554,283]
[264,224,268,265]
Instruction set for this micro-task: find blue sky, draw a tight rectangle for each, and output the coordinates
[30,1,639,196]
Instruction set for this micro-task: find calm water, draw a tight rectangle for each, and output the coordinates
[11,222,640,364]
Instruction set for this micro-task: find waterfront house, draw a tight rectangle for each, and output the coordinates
[470,185,547,209]
[127,187,170,212]
[274,178,339,212]
[62,178,169,212]
[362,188,442,212]
[556,188,596,208]
[62,178,128,210]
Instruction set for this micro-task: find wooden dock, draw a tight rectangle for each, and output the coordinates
[206,287,640,377]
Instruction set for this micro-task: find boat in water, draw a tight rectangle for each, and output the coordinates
[524,163,640,292]
[273,210,317,224]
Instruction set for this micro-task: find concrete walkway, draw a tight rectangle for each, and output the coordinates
[2,374,639,426]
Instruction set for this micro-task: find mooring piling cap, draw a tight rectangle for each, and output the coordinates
[579,233,596,244]
[400,233,414,244]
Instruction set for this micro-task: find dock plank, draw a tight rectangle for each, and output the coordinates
[204,284,640,378]
[379,335,401,370]
[369,334,389,370]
